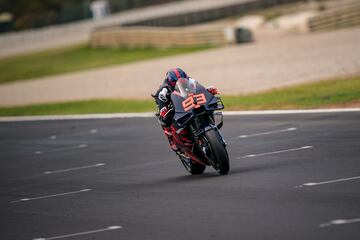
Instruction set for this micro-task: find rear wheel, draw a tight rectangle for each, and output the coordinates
[205,129,229,175]
[180,155,206,175]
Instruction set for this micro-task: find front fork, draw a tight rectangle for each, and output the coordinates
[176,112,226,166]
[190,113,226,165]
[192,112,226,147]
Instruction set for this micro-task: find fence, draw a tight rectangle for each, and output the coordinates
[308,0,360,31]
[90,25,232,48]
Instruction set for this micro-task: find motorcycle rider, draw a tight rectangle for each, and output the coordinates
[154,68,219,153]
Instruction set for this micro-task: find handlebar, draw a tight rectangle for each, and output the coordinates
[164,106,174,118]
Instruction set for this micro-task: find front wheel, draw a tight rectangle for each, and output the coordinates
[205,129,230,175]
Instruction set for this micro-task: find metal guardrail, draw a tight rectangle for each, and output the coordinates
[308,0,360,31]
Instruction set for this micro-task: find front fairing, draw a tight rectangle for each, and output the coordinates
[171,78,223,127]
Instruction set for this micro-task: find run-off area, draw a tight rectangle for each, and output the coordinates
[0,111,359,240]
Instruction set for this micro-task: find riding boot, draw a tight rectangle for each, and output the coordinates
[163,127,179,152]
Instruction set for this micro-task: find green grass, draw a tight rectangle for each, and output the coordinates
[0,99,155,116]
[0,44,211,84]
[0,76,359,116]
[223,76,360,110]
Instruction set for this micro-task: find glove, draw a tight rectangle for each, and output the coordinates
[207,86,219,95]
[159,106,168,118]
[158,106,171,127]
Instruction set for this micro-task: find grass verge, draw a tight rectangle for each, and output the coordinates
[0,99,155,116]
[223,76,360,110]
[0,76,359,116]
[0,44,211,84]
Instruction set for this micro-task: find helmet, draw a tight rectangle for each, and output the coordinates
[166,68,188,87]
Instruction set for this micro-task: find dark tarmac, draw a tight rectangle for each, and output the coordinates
[1,112,359,240]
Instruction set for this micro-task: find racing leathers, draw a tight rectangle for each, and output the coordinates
[155,78,218,153]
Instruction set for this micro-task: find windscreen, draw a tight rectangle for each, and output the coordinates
[174,78,197,98]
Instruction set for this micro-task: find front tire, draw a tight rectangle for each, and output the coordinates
[205,129,230,175]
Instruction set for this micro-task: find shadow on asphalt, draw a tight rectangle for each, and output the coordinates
[134,158,296,187]
[90,158,299,194]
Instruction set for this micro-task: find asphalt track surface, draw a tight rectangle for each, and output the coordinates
[1,112,359,240]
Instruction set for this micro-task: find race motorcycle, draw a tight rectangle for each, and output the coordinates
[153,78,230,175]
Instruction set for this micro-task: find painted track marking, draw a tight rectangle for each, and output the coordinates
[50,129,98,140]
[239,146,313,159]
[35,144,88,155]
[237,127,297,138]
[10,189,91,203]
[295,175,360,188]
[33,225,122,240]
[94,160,170,176]
[44,163,105,175]
[319,218,360,227]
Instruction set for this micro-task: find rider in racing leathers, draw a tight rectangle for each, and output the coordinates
[154,68,218,153]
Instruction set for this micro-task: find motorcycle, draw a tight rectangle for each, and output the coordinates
[153,78,230,175]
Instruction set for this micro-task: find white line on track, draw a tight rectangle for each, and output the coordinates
[49,129,98,140]
[295,175,360,188]
[33,225,122,240]
[319,218,360,228]
[238,146,313,159]
[43,163,105,175]
[35,144,88,155]
[93,160,170,176]
[10,189,91,203]
[238,127,297,138]
[1,108,359,122]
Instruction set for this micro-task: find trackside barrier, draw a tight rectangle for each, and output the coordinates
[308,0,360,31]
[90,25,235,48]
[0,0,302,57]
[124,0,304,27]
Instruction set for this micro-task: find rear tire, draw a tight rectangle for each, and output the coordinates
[180,156,206,175]
[205,129,230,175]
